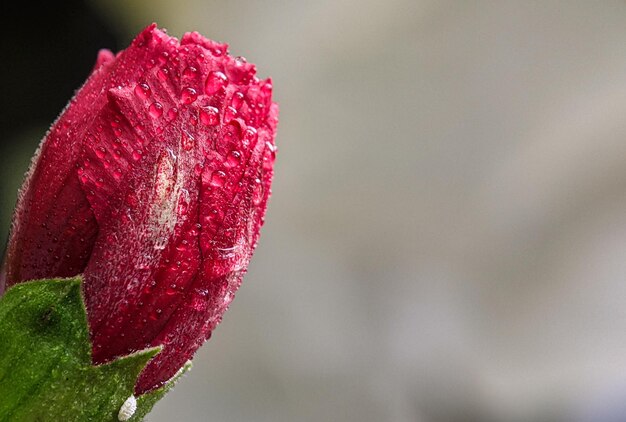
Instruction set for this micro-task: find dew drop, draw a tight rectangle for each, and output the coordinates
[261,80,273,97]
[134,83,151,100]
[231,91,245,110]
[224,106,238,122]
[132,151,142,161]
[227,56,250,83]
[158,51,169,66]
[181,87,198,104]
[225,150,241,168]
[183,66,198,78]
[95,147,106,159]
[210,170,227,187]
[204,71,228,95]
[199,106,219,126]
[243,127,258,146]
[149,102,163,118]
[118,395,137,421]
[266,141,278,154]
[222,122,242,146]
[253,178,264,205]
[167,107,179,120]
[217,246,237,260]
[149,309,162,321]
[157,67,169,81]
[211,45,225,57]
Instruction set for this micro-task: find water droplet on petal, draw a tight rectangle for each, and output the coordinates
[225,150,241,168]
[134,83,151,100]
[167,107,179,120]
[266,141,277,153]
[181,87,198,104]
[231,91,245,110]
[199,106,219,126]
[226,56,251,83]
[183,66,198,78]
[149,309,163,321]
[204,71,228,95]
[261,80,273,97]
[210,170,226,187]
[158,52,169,66]
[243,127,258,146]
[252,178,264,205]
[157,67,169,81]
[225,106,238,122]
[211,45,225,57]
[149,102,163,118]
[217,246,237,260]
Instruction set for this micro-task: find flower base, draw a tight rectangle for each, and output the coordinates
[0,277,190,421]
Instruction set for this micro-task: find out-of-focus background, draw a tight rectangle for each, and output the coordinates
[2,1,626,421]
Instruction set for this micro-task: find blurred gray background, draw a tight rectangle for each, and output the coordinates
[3,1,626,421]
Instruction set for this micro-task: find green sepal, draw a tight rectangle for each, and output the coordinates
[0,277,190,421]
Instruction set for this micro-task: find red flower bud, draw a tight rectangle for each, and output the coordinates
[1,24,277,394]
